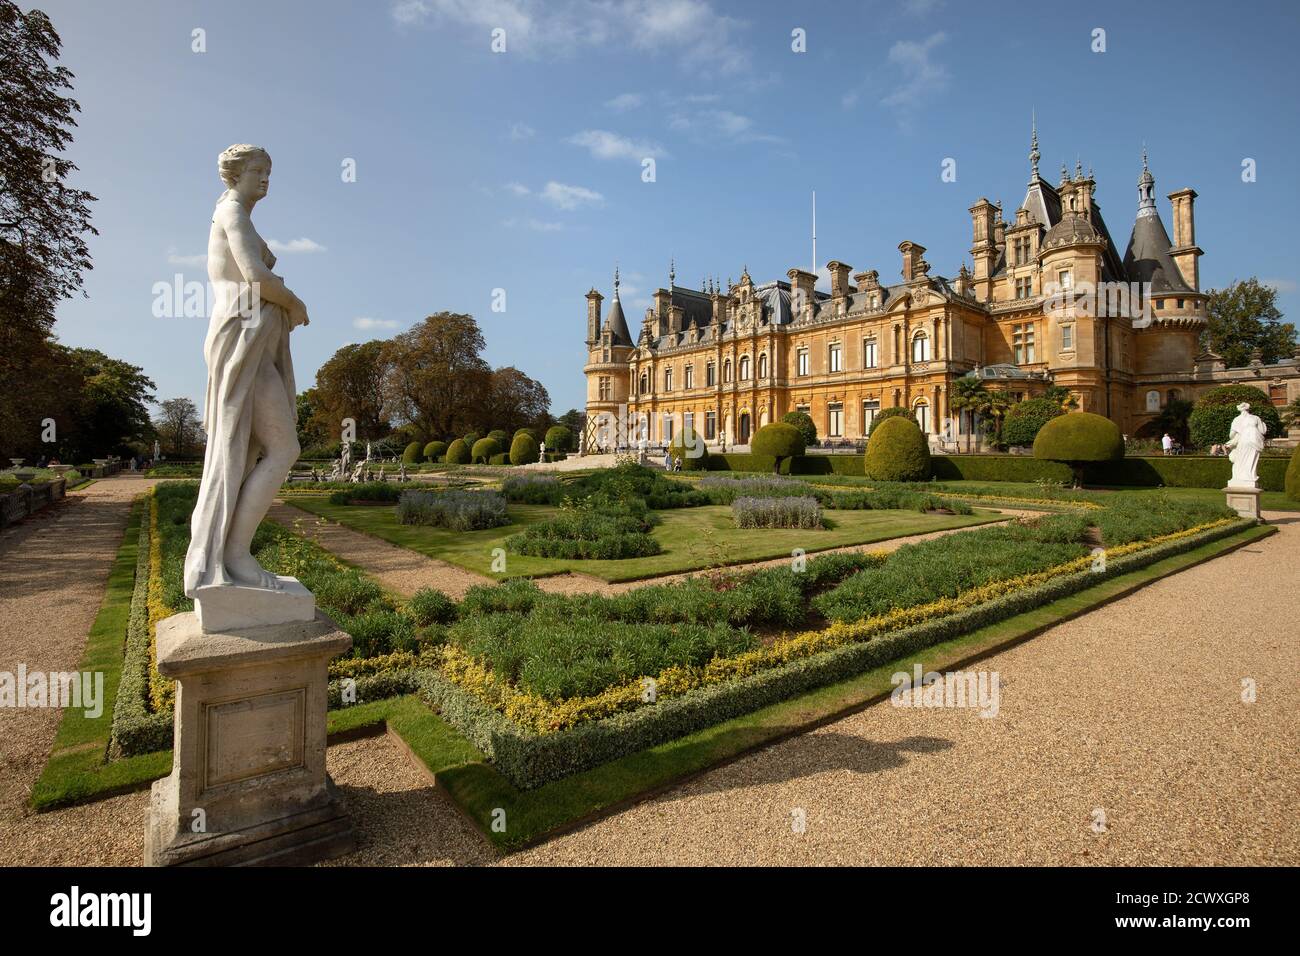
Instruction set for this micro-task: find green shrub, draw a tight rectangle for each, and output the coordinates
[501,474,563,504]
[487,429,510,447]
[544,425,573,452]
[1188,385,1284,447]
[462,432,481,449]
[423,440,448,462]
[445,439,471,464]
[751,422,806,474]
[1033,412,1123,486]
[782,410,817,446]
[864,416,930,481]
[325,481,401,505]
[514,428,538,441]
[406,587,458,626]
[732,495,823,529]
[506,497,661,559]
[343,609,416,658]
[471,437,501,463]
[510,432,540,465]
[489,452,510,466]
[1287,445,1300,501]
[1002,397,1064,448]
[869,406,915,436]
[668,426,708,470]
[402,441,422,464]
[396,489,509,530]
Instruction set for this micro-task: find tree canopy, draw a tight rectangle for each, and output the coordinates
[1201,278,1296,368]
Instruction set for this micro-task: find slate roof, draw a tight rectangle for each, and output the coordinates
[603,295,634,346]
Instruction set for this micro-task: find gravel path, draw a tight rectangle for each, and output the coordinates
[0,477,154,849]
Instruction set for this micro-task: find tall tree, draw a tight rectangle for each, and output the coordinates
[1201,278,1295,368]
[0,2,97,457]
[382,312,492,440]
[154,397,201,457]
[311,340,391,442]
[949,376,990,452]
[64,347,155,459]
[485,366,550,436]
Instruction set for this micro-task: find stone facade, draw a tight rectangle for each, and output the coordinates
[583,134,1300,450]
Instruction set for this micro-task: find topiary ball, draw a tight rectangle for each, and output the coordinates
[487,429,510,447]
[1286,444,1300,502]
[1032,412,1123,463]
[510,432,540,465]
[781,410,817,447]
[423,440,448,463]
[544,425,573,452]
[445,439,471,465]
[864,416,930,481]
[462,432,481,449]
[751,422,806,473]
[869,405,916,436]
[471,437,501,464]
[402,441,422,464]
[668,427,709,470]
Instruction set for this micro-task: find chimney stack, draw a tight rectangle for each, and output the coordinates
[898,241,926,282]
[1167,188,1201,290]
[827,261,852,299]
[585,288,603,345]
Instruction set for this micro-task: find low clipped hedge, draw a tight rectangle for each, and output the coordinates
[411,517,1253,789]
[865,416,930,481]
[1286,445,1300,501]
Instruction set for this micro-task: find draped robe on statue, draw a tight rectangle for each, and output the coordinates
[183,198,296,596]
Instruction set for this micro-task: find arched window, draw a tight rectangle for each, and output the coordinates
[758,353,768,378]
[639,372,648,395]
[724,359,733,383]
[739,355,751,380]
[913,399,930,434]
[911,331,931,363]
[1145,389,1160,412]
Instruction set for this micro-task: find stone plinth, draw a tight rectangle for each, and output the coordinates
[144,596,355,867]
[1225,485,1262,522]
[194,575,314,632]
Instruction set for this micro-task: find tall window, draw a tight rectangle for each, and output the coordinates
[1012,324,1036,364]
[739,355,751,380]
[796,349,809,376]
[1146,389,1160,412]
[1014,236,1031,266]
[911,332,930,362]
[914,400,930,434]
[862,399,879,435]
[827,402,843,438]
[706,362,716,386]
[598,376,611,400]
[639,372,648,394]
[828,343,842,372]
[1015,276,1033,299]
[664,367,673,391]
[663,415,674,442]
[1060,324,1074,351]
[684,365,694,389]
[724,359,732,383]
[863,338,878,369]
[705,410,717,440]
[1057,269,1073,290]
[758,353,768,378]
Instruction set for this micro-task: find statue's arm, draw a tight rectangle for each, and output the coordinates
[216,203,304,315]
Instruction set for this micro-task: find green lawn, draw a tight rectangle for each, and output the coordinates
[282,498,1001,582]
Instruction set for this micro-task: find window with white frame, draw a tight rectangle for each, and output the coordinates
[1013,323,1036,364]
[914,400,930,434]
[758,353,768,378]
[796,349,809,376]
[684,365,694,389]
[862,399,879,435]
[1060,323,1074,351]
[828,343,842,372]
[706,363,716,386]
[664,367,673,391]
[739,355,751,380]
[911,332,930,362]
[827,402,843,437]
[863,338,878,369]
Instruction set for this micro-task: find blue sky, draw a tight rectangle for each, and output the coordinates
[39,0,1300,417]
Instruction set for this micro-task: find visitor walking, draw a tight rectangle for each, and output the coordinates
[1161,433,1173,456]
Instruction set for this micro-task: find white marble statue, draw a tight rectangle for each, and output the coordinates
[183,145,310,596]
[1224,402,1267,489]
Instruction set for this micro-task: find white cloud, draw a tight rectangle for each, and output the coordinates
[353,317,401,330]
[392,0,751,74]
[166,251,207,267]
[267,237,327,254]
[1261,278,1298,294]
[539,181,604,210]
[606,92,644,112]
[504,217,565,232]
[881,32,949,111]
[667,109,781,145]
[569,129,667,161]
[508,121,536,141]
[504,181,532,196]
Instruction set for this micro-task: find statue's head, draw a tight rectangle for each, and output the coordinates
[218,144,271,203]
[1237,402,1252,413]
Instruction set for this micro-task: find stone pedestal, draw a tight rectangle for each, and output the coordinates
[144,592,355,867]
[1224,485,1262,522]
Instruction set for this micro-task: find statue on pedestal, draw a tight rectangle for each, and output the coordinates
[183,145,309,597]
[1225,402,1267,489]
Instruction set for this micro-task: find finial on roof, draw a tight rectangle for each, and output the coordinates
[1074,157,1083,180]
[1142,142,1148,170]
[1059,161,1068,185]
[669,258,675,289]
[1029,110,1040,177]
[613,263,620,298]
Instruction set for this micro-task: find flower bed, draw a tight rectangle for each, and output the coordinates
[732,495,823,529]
[395,489,509,530]
[506,497,662,559]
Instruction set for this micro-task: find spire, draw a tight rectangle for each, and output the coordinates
[1059,161,1068,187]
[1136,148,1157,218]
[668,258,675,290]
[1074,157,1083,180]
[1028,110,1040,179]
[613,263,620,299]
